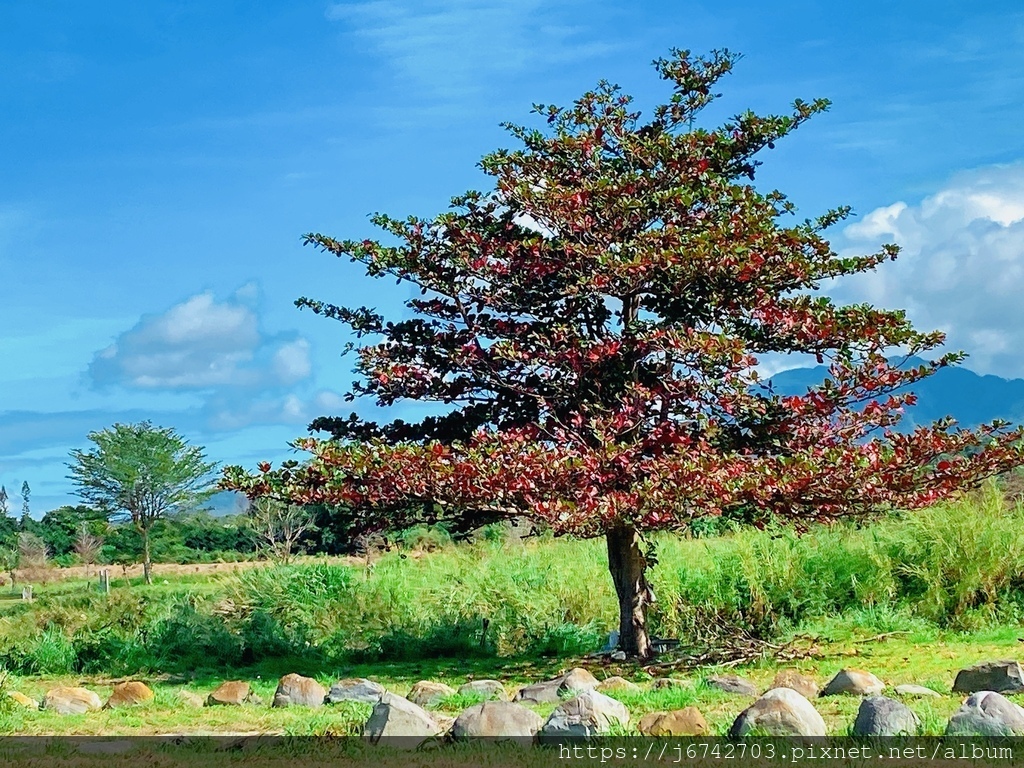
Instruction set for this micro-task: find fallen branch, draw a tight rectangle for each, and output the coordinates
[640,619,824,674]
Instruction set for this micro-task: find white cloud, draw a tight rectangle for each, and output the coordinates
[203,394,311,432]
[325,0,619,101]
[313,389,349,412]
[88,289,312,390]
[830,162,1024,377]
[272,339,312,384]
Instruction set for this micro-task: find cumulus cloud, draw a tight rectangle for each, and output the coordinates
[272,339,313,384]
[829,163,1024,377]
[88,290,311,391]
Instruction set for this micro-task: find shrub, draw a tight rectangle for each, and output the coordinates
[148,596,243,671]
[26,626,77,675]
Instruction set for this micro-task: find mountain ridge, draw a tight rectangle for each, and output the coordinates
[768,357,1024,430]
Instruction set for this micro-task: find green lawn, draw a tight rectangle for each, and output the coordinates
[2,628,1021,736]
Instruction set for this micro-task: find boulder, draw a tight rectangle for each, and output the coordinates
[363,693,442,749]
[597,676,641,695]
[514,678,563,705]
[894,684,942,699]
[514,668,599,705]
[177,690,205,708]
[707,674,758,696]
[558,668,600,696]
[407,681,456,709]
[104,681,154,709]
[42,687,102,715]
[458,679,508,701]
[852,696,920,736]
[327,678,386,705]
[946,691,1024,736]
[953,660,1024,694]
[770,671,819,699]
[729,688,827,738]
[207,681,262,706]
[538,690,630,743]
[434,714,456,735]
[7,691,38,710]
[272,673,327,708]
[820,668,885,697]
[451,701,544,744]
[638,707,709,736]
[650,678,693,691]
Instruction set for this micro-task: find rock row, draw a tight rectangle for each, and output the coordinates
[8,660,1024,745]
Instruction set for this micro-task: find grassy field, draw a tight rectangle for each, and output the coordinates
[1,627,1023,735]
[2,484,1024,736]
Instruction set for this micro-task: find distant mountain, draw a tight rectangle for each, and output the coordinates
[203,490,250,518]
[768,357,1024,430]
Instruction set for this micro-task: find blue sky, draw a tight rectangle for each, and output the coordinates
[3,1,1024,514]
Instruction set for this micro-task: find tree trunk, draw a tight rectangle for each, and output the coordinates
[142,529,152,585]
[606,524,653,660]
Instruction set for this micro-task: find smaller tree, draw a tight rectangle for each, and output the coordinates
[17,531,49,583]
[73,524,104,574]
[248,498,316,564]
[20,481,30,520]
[67,422,218,584]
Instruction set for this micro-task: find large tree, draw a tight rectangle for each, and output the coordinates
[223,49,1024,659]
[68,421,218,584]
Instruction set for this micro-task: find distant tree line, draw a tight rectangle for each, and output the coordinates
[0,498,384,573]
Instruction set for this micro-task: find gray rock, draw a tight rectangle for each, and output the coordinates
[820,668,885,696]
[730,688,827,738]
[947,691,1024,736]
[363,693,442,749]
[272,673,327,708]
[601,630,620,653]
[514,668,598,704]
[538,690,630,743]
[558,668,600,696]
[451,701,544,744]
[42,687,102,715]
[327,678,386,705]
[458,680,508,701]
[852,696,920,736]
[894,684,942,698]
[514,678,563,705]
[434,714,455,736]
[953,660,1024,694]
[708,674,758,696]
[407,681,455,709]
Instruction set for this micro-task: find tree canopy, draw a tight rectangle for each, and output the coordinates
[222,49,1024,658]
[68,421,218,584]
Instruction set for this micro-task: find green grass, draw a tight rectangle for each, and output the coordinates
[3,484,1024,736]
[2,628,1024,735]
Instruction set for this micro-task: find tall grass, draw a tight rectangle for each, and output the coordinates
[2,484,1023,674]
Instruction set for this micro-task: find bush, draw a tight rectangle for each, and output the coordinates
[26,627,77,675]
[148,596,243,672]
[398,525,452,552]
[4,485,1024,672]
